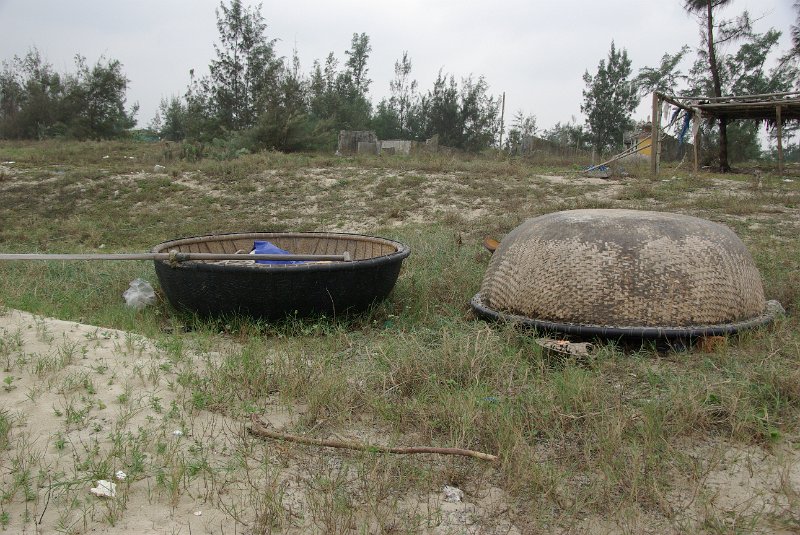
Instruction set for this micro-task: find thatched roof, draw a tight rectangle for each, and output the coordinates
[662,91,800,122]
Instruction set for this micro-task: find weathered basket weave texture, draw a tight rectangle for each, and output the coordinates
[480,209,766,327]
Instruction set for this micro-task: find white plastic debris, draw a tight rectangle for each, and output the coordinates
[123,278,156,310]
[102,155,110,159]
[90,480,117,498]
[115,470,127,481]
[172,429,184,438]
[443,485,464,503]
[154,164,166,172]
[193,511,203,516]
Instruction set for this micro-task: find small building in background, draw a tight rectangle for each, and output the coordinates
[623,123,652,157]
[625,122,691,162]
[338,131,441,156]
[636,124,652,157]
[380,140,415,155]
[337,130,378,155]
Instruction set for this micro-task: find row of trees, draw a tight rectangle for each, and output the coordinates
[150,0,502,153]
[99,0,800,164]
[1,0,797,165]
[0,50,137,140]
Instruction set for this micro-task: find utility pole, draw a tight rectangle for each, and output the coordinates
[498,92,506,149]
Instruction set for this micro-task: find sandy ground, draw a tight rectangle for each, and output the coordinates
[0,308,523,534]
[3,308,799,534]
[2,163,799,533]
[0,308,240,533]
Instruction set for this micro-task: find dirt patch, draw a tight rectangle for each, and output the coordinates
[535,174,616,186]
[3,309,798,534]
[672,441,800,532]
[0,164,19,181]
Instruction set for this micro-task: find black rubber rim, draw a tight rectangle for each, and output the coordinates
[470,293,783,339]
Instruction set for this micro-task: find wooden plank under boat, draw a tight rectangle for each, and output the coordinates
[152,232,410,319]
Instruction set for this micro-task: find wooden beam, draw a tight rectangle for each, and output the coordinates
[693,114,700,174]
[655,92,693,111]
[777,104,784,175]
[700,100,800,110]
[673,91,800,102]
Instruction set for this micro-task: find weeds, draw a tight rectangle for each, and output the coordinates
[0,410,11,451]
[0,141,798,532]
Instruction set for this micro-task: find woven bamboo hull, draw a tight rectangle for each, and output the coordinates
[152,232,410,319]
[473,209,781,339]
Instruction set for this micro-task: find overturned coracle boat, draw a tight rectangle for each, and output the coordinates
[472,209,782,339]
[153,232,410,319]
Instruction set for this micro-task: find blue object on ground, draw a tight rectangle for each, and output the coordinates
[253,240,306,264]
[586,164,609,172]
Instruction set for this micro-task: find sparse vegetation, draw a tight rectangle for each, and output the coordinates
[0,140,799,533]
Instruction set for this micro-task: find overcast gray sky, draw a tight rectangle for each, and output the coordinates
[0,0,795,132]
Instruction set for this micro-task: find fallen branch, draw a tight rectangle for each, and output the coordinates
[248,414,498,463]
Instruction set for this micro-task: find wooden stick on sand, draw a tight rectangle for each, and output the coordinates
[248,414,498,463]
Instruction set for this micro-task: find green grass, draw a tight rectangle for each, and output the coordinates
[0,140,799,533]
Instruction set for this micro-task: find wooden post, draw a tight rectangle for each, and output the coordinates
[650,92,661,177]
[693,112,699,173]
[776,105,784,175]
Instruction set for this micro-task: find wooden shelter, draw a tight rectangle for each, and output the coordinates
[650,91,800,176]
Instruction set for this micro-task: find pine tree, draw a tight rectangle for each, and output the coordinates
[683,0,741,171]
[67,55,138,139]
[207,0,282,131]
[389,51,417,137]
[416,71,499,151]
[581,42,638,154]
[420,71,460,146]
[505,111,537,152]
[307,34,373,131]
[344,33,371,94]
[634,46,690,96]
[459,76,500,151]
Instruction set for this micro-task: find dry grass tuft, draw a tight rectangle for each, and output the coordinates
[0,140,798,533]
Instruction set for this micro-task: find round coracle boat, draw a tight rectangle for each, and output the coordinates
[152,232,410,319]
[471,209,782,338]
